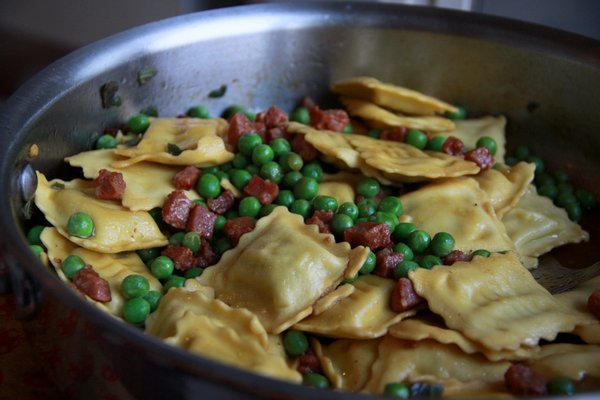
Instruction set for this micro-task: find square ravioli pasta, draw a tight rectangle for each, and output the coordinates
[197,206,369,334]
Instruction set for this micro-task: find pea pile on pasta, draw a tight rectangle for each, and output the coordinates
[30,77,600,398]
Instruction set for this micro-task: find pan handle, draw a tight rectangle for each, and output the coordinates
[0,249,43,320]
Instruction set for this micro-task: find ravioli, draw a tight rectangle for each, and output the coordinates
[341,97,455,132]
[147,285,300,383]
[502,186,589,269]
[294,275,415,339]
[409,252,586,352]
[112,117,233,167]
[347,135,480,183]
[473,162,535,218]
[555,275,600,339]
[65,149,198,211]
[388,313,539,362]
[287,122,360,169]
[34,172,168,253]
[197,206,369,334]
[331,76,458,116]
[362,336,511,397]
[529,343,600,382]
[41,227,161,317]
[314,338,381,392]
[400,178,514,253]
[434,116,507,163]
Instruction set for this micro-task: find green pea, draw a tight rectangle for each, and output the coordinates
[393,242,414,261]
[342,273,359,284]
[383,382,410,398]
[359,251,377,275]
[290,199,313,219]
[290,107,310,124]
[357,198,377,218]
[137,248,161,264]
[538,183,558,199]
[565,202,582,222]
[269,138,291,157]
[393,260,420,279]
[252,144,275,166]
[169,231,185,245]
[293,177,319,200]
[201,166,219,175]
[182,231,201,253]
[301,162,323,181]
[245,111,257,121]
[218,162,232,172]
[556,182,574,194]
[128,113,150,134]
[184,267,203,279]
[504,156,518,166]
[513,145,530,161]
[574,188,596,210]
[445,105,467,120]
[276,190,295,208]
[143,290,161,312]
[214,215,227,233]
[429,232,455,257]
[62,255,86,278]
[237,133,263,156]
[229,169,252,190]
[419,254,442,269]
[427,136,446,152]
[405,129,428,150]
[472,249,491,258]
[377,197,403,216]
[535,172,555,187]
[407,230,431,254]
[338,202,359,221]
[371,211,398,231]
[526,155,545,173]
[213,237,232,255]
[548,377,575,396]
[238,196,261,218]
[259,161,284,184]
[555,191,577,208]
[392,222,417,242]
[356,178,381,198]
[121,274,150,299]
[367,129,381,139]
[222,104,246,119]
[303,373,329,389]
[27,225,45,246]
[552,170,570,184]
[196,173,221,199]
[163,275,186,292]
[475,136,497,155]
[312,195,338,212]
[331,213,354,238]
[282,171,303,188]
[224,210,239,220]
[123,297,151,324]
[342,123,353,134]
[259,203,278,217]
[279,152,304,172]
[232,153,249,169]
[95,134,118,149]
[30,245,44,258]
[186,105,210,119]
[149,207,166,230]
[150,256,174,280]
[67,212,94,238]
[283,330,309,357]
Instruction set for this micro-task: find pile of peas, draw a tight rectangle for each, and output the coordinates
[505,145,596,222]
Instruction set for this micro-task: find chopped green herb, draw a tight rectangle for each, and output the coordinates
[100,81,122,108]
[137,66,157,85]
[208,84,227,98]
[166,143,183,156]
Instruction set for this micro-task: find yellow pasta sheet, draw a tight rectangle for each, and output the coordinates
[113,117,233,167]
[65,148,198,211]
[197,206,369,334]
[502,185,589,269]
[400,178,514,253]
[331,76,458,115]
[555,275,600,342]
[146,284,300,383]
[294,275,415,339]
[530,343,600,382]
[34,172,168,253]
[41,227,161,317]
[410,252,586,352]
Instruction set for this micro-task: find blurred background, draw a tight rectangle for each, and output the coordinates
[1,0,599,100]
